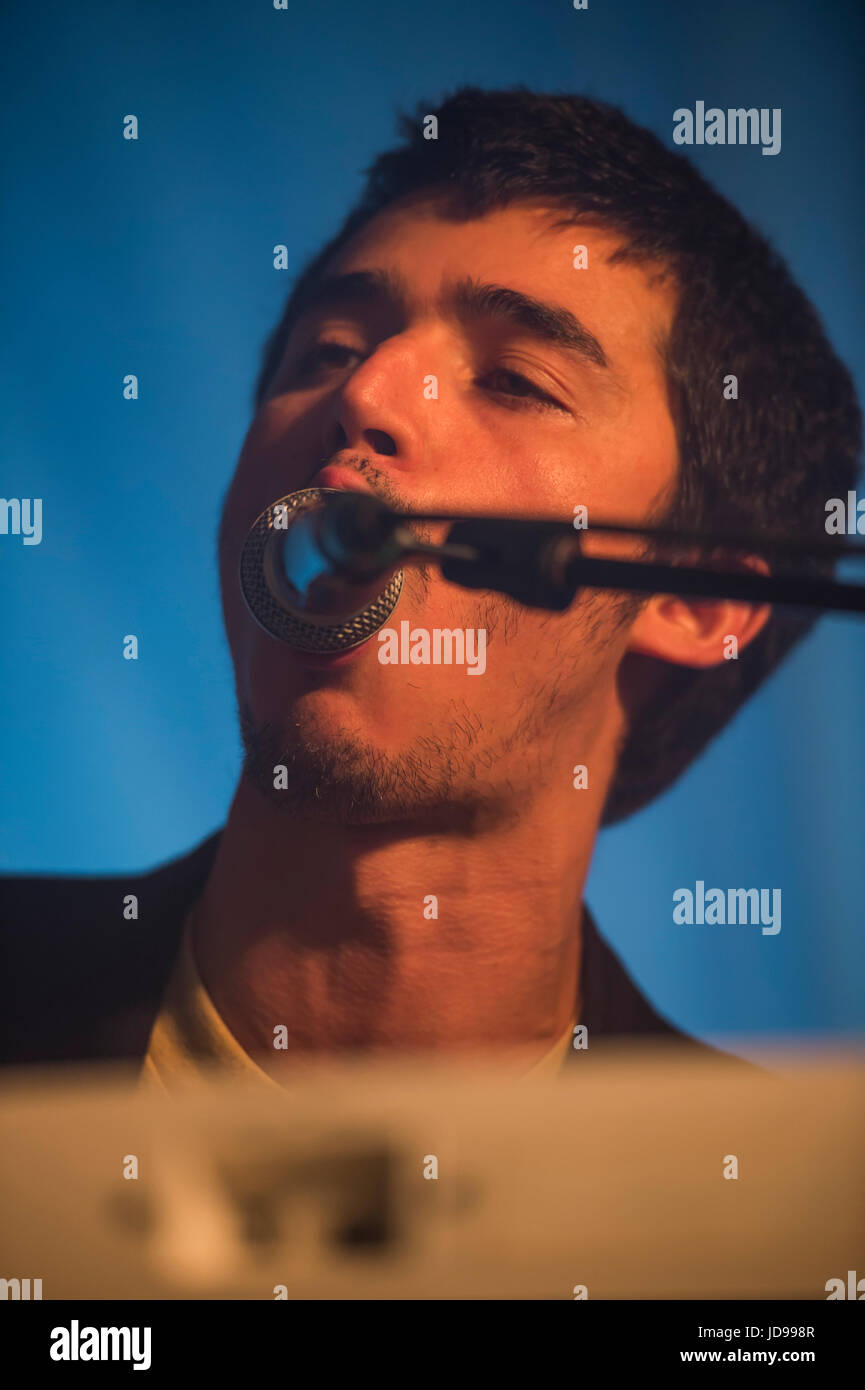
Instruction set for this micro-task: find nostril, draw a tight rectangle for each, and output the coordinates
[365,429,397,457]
[328,423,348,453]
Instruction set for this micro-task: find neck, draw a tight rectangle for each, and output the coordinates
[193,748,612,1072]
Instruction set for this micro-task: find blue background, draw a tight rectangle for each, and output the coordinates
[2,0,863,1056]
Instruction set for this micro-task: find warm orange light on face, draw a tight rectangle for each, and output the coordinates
[218,198,683,814]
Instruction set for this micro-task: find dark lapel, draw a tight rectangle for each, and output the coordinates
[566,904,743,1062]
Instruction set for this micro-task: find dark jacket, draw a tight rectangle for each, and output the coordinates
[0,832,738,1069]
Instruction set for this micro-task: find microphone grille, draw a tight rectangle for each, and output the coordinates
[239,488,404,652]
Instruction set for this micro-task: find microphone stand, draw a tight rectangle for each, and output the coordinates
[316,494,865,617]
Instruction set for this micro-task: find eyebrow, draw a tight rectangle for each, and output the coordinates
[288,268,609,369]
[447,276,609,368]
[289,268,408,320]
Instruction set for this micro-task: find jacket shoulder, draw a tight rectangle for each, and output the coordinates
[578,908,751,1066]
[0,832,221,1066]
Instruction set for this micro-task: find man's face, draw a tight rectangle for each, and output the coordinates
[219,197,680,825]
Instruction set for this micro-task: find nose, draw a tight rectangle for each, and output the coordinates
[321,338,424,472]
[325,421,397,458]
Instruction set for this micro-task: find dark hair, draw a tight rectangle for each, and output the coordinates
[252,87,862,823]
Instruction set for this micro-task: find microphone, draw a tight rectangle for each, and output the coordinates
[239,488,405,652]
[241,489,865,644]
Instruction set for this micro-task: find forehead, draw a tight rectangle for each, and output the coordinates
[321,196,677,382]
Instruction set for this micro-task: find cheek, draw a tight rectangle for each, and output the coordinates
[228,403,323,516]
[218,418,317,599]
[218,472,253,636]
[598,380,678,513]
[218,458,274,696]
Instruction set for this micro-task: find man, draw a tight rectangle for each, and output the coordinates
[1,88,860,1084]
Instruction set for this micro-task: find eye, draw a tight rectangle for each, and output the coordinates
[478,367,566,412]
[292,340,363,381]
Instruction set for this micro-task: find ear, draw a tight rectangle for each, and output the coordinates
[626,554,772,669]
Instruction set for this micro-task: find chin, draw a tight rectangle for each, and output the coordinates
[237,695,503,832]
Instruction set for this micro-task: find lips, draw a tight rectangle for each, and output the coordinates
[291,638,374,668]
[308,465,373,496]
